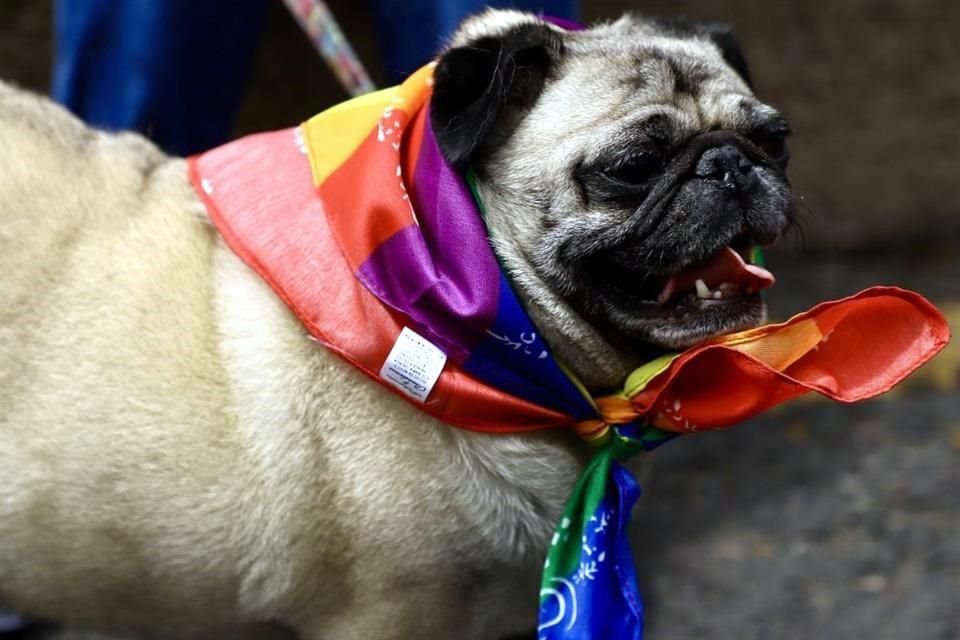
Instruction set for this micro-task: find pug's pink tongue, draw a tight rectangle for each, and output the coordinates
[657,247,775,303]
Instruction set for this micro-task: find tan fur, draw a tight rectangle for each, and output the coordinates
[0,81,585,639]
[0,9,779,637]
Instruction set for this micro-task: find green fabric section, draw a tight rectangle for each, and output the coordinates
[623,353,678,397]
[610,429,648,462]
[640,426,675,447]
[539,424,653,602]
[465,171,486,218]
[541,447,613,591]
[751,246,768,301]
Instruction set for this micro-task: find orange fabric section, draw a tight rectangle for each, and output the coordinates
[720,318,823,370]
[629,288,949,432]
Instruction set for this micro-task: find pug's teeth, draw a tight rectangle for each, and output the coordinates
[695,279,711,299]
[713,290,723,299]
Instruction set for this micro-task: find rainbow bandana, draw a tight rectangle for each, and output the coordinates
[189,65,949,639]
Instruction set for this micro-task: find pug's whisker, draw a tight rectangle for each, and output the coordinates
[786,196,814,250]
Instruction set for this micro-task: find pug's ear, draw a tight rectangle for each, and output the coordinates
[430,16,563,168]
[700,22,753,89]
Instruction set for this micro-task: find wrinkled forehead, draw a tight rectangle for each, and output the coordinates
[546,20,779,139]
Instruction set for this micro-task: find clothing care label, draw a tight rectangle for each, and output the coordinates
[380,327,447,403]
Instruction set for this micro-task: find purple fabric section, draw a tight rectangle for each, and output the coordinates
[356,118,501,361]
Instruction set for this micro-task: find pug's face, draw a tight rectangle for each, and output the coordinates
[432,11,795,380]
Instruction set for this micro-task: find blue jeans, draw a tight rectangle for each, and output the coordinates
[52,0,577,155]
[52,0,270,156]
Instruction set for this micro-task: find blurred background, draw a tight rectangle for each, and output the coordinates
[1,1,957,638]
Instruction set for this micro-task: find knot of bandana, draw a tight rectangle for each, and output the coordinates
[189,60,950,640]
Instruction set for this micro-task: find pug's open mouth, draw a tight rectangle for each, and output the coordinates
[652,244,774,309]
[587,233,777,350]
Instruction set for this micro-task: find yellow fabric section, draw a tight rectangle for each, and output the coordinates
[573,419,612,445]
[561,360,616,446]
[304,87,395,186]
[595,395,638,423]
[303,64,436,186]
[720,318,823,370]
[617,320,822,402]
[541,319,821,446]
[557,360,600,414]
[624,353,680,398]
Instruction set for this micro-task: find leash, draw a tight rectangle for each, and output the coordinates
[280,0,376,97]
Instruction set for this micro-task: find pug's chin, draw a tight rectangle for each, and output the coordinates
[602,295,768,351]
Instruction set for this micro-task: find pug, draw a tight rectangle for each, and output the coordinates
[0,9,794,640]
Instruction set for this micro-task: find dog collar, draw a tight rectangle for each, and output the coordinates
[189,64,949,640]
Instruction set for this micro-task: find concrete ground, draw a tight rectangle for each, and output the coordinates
[636,383,960,640]
[1,1,957,638]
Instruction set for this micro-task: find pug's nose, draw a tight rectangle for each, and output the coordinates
[695,145,758,192]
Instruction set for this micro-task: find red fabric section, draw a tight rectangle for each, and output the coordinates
[319,113,416,268]
[402,107,427,180]
[631,288,950,432]
[189,128,572,434]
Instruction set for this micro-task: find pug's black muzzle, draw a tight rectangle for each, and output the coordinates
[600,130,792,276]
[648,129,787,207]
[695,144,759,193]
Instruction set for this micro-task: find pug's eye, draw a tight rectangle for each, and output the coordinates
[603,151,663,185]
[752,128,791,166]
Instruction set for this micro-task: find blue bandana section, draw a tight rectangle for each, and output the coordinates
[464,273,597,420]
[538,451,646,640]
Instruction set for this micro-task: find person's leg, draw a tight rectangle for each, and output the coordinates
[52,0,270,156]
[0,612,25,633]
[370,0,578,82]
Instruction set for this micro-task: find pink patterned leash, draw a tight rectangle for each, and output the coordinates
[281,0,376,97]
